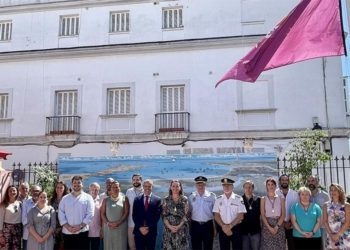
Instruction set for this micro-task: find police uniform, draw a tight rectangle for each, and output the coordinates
[189,176,216,250]
[213,178,247,250]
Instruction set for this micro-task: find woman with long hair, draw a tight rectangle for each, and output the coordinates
[0,185,22,250]
[27,191,56,250]
[260,177,286,250]
[162,179,190,250]
[49,181,68,250]
[290,187,322,250]
[323,183,350,249]
[101,181,129,250]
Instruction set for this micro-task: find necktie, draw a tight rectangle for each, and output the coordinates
[145,195,149,211]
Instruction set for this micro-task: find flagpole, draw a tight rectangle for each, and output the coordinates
[322,57,333,154]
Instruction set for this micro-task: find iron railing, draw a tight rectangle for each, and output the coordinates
[46,115,81,135]
[155,112,190,133]
[277,156,350,193]
[10,162,58,187]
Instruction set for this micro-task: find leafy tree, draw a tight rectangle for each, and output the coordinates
[33,163,58,197]
[284,129,331,190]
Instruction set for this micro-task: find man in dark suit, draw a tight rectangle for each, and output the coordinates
[132,179,162,250]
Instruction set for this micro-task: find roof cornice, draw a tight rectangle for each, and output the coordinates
[0,35,263,62]
[0,0,153,14]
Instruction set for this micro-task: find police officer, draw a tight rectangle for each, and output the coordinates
[188,176,216,250]
[213,178,247,250]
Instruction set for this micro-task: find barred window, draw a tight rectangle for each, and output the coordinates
[107,88,131,115]
[162,8,183,29]
[59,15,79,36]
[0,21,12,41]
[161,85,184,112]
[0,94,8,118]
[110,11,130,33]
[55,91,78,116]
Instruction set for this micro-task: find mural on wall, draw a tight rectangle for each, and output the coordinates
[58,153,277,196]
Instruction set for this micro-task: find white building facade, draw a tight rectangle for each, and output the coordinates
[0,0,349,166]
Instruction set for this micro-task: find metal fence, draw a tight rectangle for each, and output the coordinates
[277,156,350,193]
[10,162,58,187]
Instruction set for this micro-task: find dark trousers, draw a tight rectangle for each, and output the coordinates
[293,237,321,250]
[191,220,214,250]
[88,237,100,250]
[218,225,242,250]
[285,228,295,250]
[134,231,157,250]
[63,231,89,250]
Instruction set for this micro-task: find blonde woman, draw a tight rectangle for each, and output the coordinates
[323,183,350,249]
[290,187,322,250]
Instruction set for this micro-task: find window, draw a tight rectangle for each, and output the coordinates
[55,90,78,116]
[110,11,130,33]
[162,7,183,29]
[0,94,8,118]
[107,88,131,115]
[0,21,12,41]
[161,85,184,112]
[59,15,79,36]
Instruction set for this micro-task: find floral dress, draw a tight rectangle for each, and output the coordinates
[162,195,190,250]
[325,201,350,249]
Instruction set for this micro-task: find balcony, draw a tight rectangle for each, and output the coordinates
[155,112,190,133]
[46,115,81,135]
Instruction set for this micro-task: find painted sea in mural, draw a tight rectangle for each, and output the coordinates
[58,153,277,196]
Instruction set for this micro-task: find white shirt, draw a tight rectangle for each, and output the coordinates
[213,192,246,224]
[276,188,298,222]
[22,198,36,240]
[125,187,143,227]
[58,192,94,235]
[189,190,216,222]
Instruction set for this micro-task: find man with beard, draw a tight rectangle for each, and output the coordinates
[22,185,41,250]
[58,175,94,250]
[276,174,298,250]
[307,175,329,250]
[126,173,143,250]
[100,177,114,200]
[307,175,329,206]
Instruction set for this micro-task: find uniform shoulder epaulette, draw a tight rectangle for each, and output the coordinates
[217,194,223,198]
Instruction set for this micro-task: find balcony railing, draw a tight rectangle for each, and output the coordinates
[155,112,190,133]
[46,115,81,135]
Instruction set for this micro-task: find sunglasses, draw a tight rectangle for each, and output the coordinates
[14,205,18,213]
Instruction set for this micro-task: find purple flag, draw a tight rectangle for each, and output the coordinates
[216,0,345,86]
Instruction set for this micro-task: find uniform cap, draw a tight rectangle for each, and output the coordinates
[221,178,235,185]
[194,176,207,183]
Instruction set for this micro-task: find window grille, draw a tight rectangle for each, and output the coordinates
[162,8,183,29]
[59,15,79,36]
[110,11,130,33]
[107,88,131,115]
[0,94,8,118]
[0,21,12,41]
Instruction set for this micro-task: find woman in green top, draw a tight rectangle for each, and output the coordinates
[290,186,322,250]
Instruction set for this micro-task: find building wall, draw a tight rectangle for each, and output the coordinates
[0,0,348,165]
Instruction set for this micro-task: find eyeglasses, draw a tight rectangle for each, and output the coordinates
[13,205,18,213]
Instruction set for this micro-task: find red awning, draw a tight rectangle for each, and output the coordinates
[0,152,11,160]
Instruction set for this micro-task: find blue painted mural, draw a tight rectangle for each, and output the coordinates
[58,153,277,196]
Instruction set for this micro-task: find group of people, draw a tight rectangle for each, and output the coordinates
[0,173,349,250]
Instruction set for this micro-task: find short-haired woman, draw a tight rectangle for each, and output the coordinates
[290,186,322,250]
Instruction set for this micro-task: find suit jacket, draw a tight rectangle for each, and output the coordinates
[132,193,162,235]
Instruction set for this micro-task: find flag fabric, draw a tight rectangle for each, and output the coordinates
[216,0,345,86]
